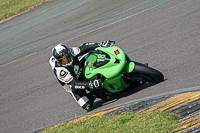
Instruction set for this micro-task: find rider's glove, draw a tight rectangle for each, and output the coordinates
[71,47,80,56]
[99,40,115,47]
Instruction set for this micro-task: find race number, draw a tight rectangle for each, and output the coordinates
[97,54,105,62]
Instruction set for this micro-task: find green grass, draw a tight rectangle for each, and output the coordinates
[0,0,48,21]
[43,111,182,133]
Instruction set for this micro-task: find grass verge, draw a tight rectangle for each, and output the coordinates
[43,110,183,133]
[0,0,49,22]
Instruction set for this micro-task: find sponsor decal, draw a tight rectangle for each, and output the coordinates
[60,70,68,78]
[75,86,85,89]
[114,49,120,55]
[74,65,82,79]
[51,57,55,62]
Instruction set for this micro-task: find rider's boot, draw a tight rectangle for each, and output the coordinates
[83,94,96,112]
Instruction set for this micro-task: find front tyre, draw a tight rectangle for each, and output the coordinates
[131,62,164,83]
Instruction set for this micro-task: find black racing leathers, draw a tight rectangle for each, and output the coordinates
[62,42,99,90]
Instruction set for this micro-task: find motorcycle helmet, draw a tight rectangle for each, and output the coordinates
[52,44,73,65]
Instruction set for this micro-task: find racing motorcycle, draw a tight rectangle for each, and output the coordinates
[83,41,164,98]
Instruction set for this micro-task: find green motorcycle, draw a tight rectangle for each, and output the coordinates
[83,44,164,97]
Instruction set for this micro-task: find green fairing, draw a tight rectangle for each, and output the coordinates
[103,75,130,93]
[123,61,135,73]
[83,46,135,93]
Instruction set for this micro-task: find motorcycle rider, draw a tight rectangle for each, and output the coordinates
[49,40,114,112]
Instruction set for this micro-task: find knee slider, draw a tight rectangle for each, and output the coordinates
[82,103,92,110]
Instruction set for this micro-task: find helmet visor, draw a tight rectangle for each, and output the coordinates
[61,54,73,64]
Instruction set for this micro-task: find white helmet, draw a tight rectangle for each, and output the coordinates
[52,44,73,65]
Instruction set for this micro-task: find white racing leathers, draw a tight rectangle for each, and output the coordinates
[49,42,100,110]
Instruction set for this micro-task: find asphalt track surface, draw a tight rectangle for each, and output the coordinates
[0,0,200,132]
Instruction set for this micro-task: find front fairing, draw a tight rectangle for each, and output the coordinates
[83,46,131,93]
[83,46,126,80]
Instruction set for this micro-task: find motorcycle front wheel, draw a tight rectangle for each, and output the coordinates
[127,61,164,84]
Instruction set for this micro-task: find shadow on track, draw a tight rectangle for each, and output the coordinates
[92,80,166,110]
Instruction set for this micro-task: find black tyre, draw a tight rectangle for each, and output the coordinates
[130,62,164,83]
